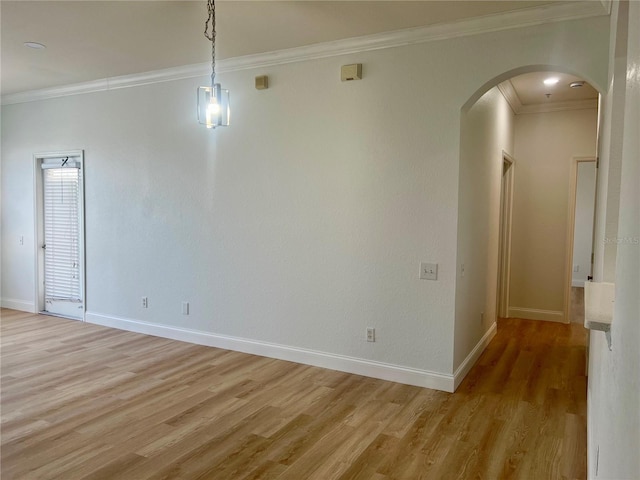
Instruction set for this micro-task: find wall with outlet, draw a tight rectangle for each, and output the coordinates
[455,86,514,372]
[1,15,609,390]
[0,104,34,312]
[588,2,640,478]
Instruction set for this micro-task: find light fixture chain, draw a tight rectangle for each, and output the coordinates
[197,0,229,128]
[204,0,216,86]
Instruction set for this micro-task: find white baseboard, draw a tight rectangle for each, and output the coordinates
[85,311,456,393]
[1,298,36,313]
[508,307,566,323]
[453,322,497,390]
[572,280,586,288]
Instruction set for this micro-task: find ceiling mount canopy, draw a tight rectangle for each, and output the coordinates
[197,0,230,129]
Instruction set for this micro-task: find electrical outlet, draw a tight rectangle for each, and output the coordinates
[420,262,438,280]
[366,327,375,342]
[142,297,148,308]
[182,302,189,315]
[573,265,579,273]
[19,235,24,246]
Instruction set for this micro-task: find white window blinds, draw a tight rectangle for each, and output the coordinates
[42,163,82,303]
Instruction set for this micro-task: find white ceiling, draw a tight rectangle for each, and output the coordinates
[2,0,582,96]
[510,71,598,104]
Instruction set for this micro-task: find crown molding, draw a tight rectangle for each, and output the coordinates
[1,1,609,106]
[516,98,599,114]
[498,80,523,114]
[0,64,209,106]
[218,0,607,72]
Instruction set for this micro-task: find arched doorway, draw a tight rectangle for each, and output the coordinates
[454,65,602,370]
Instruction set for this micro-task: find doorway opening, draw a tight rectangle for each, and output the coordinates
[496,153,514,319]
[34,151,85,320]
[566,157,597,324]
[493,71,599,324]
[457,66,601,334]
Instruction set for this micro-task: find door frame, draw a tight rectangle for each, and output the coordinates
[33,150,86,320]
[564,156,597,323]
[497,152,515,319]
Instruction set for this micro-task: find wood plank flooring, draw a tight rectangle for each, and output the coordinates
[569,287,585,324]
[1,309,588,479]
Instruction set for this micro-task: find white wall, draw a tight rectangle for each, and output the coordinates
[572,161,597,286]
[588,2,640,478]
[454,86,514,372]
[593,0,629,285]
[1,15,610,390]
[510,108,598,321]
[601,43,628,283]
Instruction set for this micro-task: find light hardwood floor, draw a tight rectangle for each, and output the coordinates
[569,287,585,324]
[1,309,587,479]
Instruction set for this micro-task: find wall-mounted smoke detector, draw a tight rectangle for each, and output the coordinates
[570,81,585,88]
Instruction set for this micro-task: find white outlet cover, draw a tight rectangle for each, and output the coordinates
[420,262,438,280]
[366,327,375,342]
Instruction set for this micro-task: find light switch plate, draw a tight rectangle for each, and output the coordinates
[366,327,375,342]
[420,262,438,280]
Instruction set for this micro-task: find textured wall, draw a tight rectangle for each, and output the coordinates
[2,16,609,383]
[455,86,514,370]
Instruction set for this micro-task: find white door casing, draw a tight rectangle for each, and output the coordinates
[497,152,515,319]
[34,151,85,320]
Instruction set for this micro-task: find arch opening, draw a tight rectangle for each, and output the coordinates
[462,64,604,113]
[454,64,600,373]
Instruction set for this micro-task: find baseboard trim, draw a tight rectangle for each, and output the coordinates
[85,312,455,392]
[508,307,566,323]
[1,298,36,313]
[572,280,586,288]
[453,322,497,390]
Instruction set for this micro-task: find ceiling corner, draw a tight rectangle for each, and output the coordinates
[498,80,523,115]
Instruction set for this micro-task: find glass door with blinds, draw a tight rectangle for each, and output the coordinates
[37,152,85,320]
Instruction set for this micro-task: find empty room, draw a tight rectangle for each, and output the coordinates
[1,1,638,479]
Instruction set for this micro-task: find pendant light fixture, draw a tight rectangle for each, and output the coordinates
[197,0,230,128]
